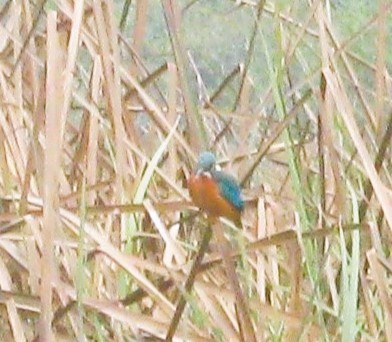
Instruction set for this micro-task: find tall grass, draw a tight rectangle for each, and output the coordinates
[0,0,391,340]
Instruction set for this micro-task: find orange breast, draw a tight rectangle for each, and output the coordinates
[188,174,241,226]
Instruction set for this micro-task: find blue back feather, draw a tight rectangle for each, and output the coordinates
[212,170,244,211]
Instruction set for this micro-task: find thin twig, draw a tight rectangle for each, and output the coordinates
[165,224,212,341]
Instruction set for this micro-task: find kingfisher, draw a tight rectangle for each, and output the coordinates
[188,151,244,227]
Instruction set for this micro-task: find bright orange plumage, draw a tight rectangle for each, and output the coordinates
[188,152,243,227]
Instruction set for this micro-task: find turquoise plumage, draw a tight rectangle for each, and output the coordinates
[212,170,244,211]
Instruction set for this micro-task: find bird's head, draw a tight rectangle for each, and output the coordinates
[195,151,216,175]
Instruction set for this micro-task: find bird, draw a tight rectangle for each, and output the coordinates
[188,151,244,227]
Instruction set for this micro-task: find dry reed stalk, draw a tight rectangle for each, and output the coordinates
[40,10,63,340]
[367,250,392,339]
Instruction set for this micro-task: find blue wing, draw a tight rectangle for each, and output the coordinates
[213,170,244,211]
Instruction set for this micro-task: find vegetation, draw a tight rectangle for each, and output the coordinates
[0,0,391,340]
